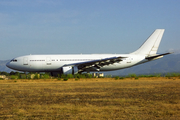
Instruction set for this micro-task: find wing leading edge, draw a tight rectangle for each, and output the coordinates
[64,56,127,73]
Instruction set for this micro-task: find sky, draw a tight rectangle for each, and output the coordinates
[0,0,180,60]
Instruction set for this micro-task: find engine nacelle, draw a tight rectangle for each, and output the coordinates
[62,66,78,74]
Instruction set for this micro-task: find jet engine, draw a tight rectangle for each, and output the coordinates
[61,66,78,74]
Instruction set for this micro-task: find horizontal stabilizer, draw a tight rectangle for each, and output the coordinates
[145,52,173,60]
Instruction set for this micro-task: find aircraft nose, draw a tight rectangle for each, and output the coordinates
[6,62,10,68]
[6,62,12,69]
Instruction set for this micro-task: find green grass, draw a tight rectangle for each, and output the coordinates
[10,75,18,79]
[165,73,180,78]
[3,72,180,82]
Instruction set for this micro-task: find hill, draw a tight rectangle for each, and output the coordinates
[1,54,180,75]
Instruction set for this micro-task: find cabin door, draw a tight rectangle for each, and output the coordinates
[23,57,28,65]
[127,58,131,63]
[46,57,51,65]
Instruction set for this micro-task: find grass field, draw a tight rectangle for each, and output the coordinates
[0,77,180,119]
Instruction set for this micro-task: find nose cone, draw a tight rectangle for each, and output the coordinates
[6,62,11,69]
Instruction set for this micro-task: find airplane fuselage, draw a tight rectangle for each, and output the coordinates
[6,54,147,72]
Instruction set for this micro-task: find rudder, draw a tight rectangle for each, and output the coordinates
[131,29,165,56]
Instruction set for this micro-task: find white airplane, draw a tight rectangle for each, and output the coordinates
[6,29,171,75]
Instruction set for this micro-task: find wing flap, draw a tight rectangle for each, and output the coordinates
[64,56,127,72]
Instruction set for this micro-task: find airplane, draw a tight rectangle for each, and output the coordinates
[6,29,172,75]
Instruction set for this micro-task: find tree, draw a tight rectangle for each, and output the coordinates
[0,71,9,76]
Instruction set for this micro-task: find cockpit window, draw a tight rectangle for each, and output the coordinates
[10,59,17,62]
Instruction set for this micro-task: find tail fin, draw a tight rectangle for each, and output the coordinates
[131,29,165,56]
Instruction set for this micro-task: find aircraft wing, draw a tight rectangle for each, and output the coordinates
[145,52,173,60]
[64,56,127,72]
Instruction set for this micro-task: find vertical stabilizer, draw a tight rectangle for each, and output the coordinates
[131,29,165,56]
